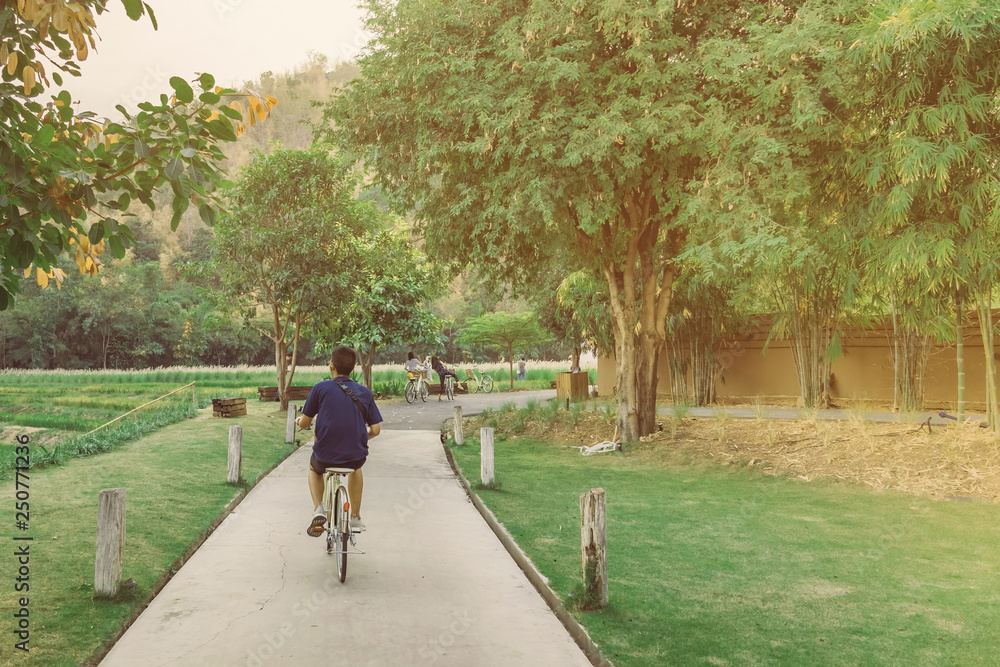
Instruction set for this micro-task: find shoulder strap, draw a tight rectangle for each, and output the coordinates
[332,377,370,424]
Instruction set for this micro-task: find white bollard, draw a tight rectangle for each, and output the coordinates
[454,405,464,445]
[480,427,494,485]
[580,488,608,608]
[95,488,126,598]
[228,425,243,484]
[286,404,296,444]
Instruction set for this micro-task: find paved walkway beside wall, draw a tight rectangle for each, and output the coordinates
[663,405,985,426]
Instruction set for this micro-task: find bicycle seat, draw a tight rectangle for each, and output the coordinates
[324,467,356,475]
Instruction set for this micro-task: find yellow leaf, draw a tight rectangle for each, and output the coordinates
[52,6,68,31]
[266,95,278,109]
[250,96,266,121]
[35,267,49,289]
[6,51,17,76]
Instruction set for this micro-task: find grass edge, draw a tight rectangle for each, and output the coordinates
[441,441,613,667]
[81,441,302,667]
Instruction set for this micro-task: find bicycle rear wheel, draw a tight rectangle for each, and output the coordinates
[334,486,348,582]
[482,374,494,393]
[405,381,416,403]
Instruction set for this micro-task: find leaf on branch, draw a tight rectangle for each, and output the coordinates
[169,76,194,104]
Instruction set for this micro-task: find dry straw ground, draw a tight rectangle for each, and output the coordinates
[471,408,1000,501]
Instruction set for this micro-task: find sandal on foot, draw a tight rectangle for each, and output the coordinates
[307,513,326,537]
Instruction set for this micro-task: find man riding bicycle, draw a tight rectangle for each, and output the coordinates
[297,346,383,537]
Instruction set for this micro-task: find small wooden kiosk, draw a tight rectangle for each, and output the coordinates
[555,372,589,402]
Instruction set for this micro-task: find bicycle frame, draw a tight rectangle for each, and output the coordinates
[322,470,365,566]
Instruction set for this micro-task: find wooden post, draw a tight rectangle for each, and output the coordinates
[192,382,197,408]
[95,488,125,599]
[454,405,464,445]
[480,427,494,485]
[228,425,242,484]
[580,488,608,608]
[286,404,296,444]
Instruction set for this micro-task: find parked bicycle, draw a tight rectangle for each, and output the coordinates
[463,365,494,394]
[445,375,456,401]
[405,367,431,403]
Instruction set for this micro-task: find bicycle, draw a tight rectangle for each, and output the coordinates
[445,375,455,401]
[463,365,494,394]
[405,368,430,403]
[322,467,365,583]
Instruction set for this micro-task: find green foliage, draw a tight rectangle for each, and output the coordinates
[212,148,376,406]
[0,1,276,309]
[329,227,446,388]
[328,0,791,440]
[0,260,276,369]
[457,311,551,389]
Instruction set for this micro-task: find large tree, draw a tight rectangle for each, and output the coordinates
[213,149,376,409]
[1,0,275,309]
[330,227,445,388]
[325,0,804,441]
[457,311,550,390]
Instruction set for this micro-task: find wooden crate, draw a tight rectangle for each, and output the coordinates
[257,386,313,402]
[212,397,247,418]
[555,372,589,402]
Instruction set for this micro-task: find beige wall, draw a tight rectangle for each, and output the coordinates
[599,322,1000,410]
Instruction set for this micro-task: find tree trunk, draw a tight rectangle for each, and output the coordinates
[956,292,965,423]
[275,341,288,410]
[612,327,641,443]
[359,343,376,389]
[891,300,900,412]
[636,333,660,436]
[571,346,581,373]
[977,291,999,433]
[508,343,515,390]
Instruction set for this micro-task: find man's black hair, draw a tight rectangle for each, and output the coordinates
[331,346,357,376]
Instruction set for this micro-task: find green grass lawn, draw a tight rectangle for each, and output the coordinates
[0,400,295,667]
[449,427,1000,666]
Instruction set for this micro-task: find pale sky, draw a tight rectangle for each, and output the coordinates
[74,0,367,115]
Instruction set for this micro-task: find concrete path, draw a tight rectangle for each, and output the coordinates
[379,388,557,431]
[661,405,985,426]
[100,389,590,667]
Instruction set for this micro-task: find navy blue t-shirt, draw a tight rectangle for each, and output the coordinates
[302,377,383,465]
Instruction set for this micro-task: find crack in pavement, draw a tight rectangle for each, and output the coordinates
[162,521,287,666]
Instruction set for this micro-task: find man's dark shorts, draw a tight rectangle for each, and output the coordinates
[310,453,366,475]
